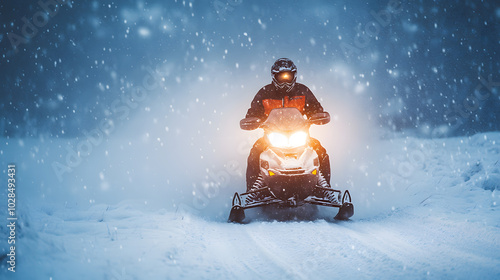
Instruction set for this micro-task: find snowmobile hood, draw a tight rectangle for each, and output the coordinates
[262,108,308,132]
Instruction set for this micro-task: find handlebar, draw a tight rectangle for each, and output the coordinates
[240,117,262,130]
[240,111,330,131]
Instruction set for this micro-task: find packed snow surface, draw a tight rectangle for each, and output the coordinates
[1,132,499,279]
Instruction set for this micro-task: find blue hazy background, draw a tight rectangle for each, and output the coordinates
[1,0,499,138]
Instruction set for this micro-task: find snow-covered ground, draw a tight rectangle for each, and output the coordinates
[1,132,499,279]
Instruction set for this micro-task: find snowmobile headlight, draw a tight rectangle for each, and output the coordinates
[289,131,308,147]
[268,131,308,148]
[268,132,288,148]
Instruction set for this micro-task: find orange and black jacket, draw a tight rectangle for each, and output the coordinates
[245,83,325,119]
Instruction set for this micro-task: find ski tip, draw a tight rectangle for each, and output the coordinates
[334,202,354,221]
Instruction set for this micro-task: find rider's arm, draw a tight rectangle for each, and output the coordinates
[245,87,267,119]
[303,85,326,117]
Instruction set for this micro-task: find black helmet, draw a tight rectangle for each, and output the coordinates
[271,58,297,92]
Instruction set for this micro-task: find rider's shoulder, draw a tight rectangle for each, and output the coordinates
[295,83,308,88]
[294,82,310,90]
[256,84,274,94]
[260,84,274,91]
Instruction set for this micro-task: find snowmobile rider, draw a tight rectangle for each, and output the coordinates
[243,58,331,192]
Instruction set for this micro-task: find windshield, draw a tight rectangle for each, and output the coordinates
[263,108,308,132]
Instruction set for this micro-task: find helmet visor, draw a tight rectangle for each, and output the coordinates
[275,71,295,84]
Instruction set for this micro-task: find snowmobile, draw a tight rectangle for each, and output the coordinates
[228,107,354,223]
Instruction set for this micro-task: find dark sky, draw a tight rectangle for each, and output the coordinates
[1,0,499,138]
